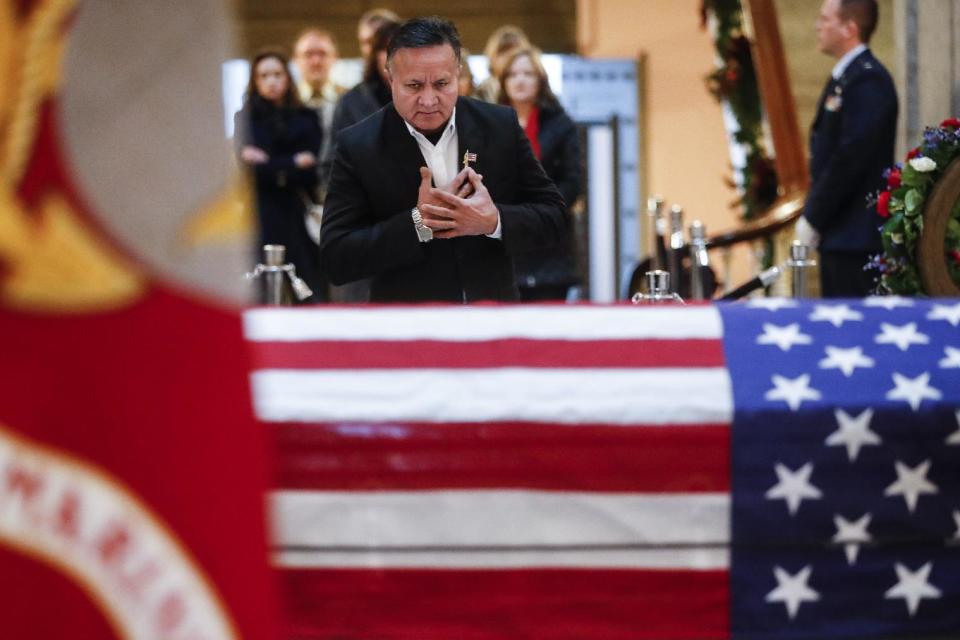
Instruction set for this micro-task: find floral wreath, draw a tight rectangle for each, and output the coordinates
[870,117,960,294]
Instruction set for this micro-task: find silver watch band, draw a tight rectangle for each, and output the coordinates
[411,207,433,242]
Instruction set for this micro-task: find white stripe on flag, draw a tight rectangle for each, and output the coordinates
[251,367,733,425]
[243,306,724,342]
[270,490,729,570]
[273,547,729,570]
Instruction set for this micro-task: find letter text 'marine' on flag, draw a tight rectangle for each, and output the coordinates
[246,300,960,640]
[0,3,278,638]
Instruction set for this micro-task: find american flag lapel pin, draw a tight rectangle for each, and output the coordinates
[462,149,477,170]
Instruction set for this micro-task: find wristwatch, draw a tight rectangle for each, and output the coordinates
[411,207,433,242]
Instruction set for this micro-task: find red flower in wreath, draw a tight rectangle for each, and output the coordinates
[877,190,891,218]
[906,147,922,160]
[887,169,901,189]
[941,118,960,129]
[951,249,960,266]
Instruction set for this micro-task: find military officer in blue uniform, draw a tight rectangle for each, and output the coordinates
[797,0,898,297]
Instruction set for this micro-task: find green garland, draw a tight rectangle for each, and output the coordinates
[871,118,960,294]
[701,0,779,222]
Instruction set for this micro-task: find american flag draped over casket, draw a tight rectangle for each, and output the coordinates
[245,299,960,640]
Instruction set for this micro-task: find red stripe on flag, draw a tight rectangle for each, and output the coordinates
[248,338,726,370]
[269,422,730,492]
[279,567,729,640]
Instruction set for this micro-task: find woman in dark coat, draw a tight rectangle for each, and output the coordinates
[331,20,400,135]
[235,50,323,302]
[499,46,582,301]
[326,20,399,303]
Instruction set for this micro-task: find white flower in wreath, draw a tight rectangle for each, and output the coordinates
[909,157,937,172]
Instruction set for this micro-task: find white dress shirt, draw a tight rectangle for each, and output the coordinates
[403,108,459,189]
[831,43,867,80]
[402,108,502,238]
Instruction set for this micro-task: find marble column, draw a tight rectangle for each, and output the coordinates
[894,0,960,155]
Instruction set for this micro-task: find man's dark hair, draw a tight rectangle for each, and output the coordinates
[386,16,461,65]
[840,0,879,44]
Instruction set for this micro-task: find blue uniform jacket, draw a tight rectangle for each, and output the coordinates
[803,49,898,253]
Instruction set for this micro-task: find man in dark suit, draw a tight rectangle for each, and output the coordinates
[320,16,566,303]
[797,0,897,297]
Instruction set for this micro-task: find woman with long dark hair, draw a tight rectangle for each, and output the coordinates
[499,47,582,301]
[330,20,401,134]
[235,50,324,302]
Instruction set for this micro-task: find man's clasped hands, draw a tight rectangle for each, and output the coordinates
[417,166,500,238]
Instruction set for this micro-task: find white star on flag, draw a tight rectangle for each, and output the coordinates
[748,298,797,312]
[825,408,881,462]
[809,304,864,328]
[765,565,820,619]
[766,462,822,515]
[818,346,875,377]
[756,323,813,352]
[947,411,960,445]
[884,459,938,513]
[832,513,872,565]
[885,372,942,411]
[927,302,960,327]
[884,562,941,617]
[765,374,821,411]
[951,511,960,544]
[863,296,914,310]
[940,346,960,369]
[874,322,930,351]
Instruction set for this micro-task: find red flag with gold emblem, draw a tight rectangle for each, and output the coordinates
[0,2,278,637]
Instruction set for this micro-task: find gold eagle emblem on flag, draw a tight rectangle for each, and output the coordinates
[0,0,252,314]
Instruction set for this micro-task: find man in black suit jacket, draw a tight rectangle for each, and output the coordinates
[798,0,898,297]
[320,16,566,303]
